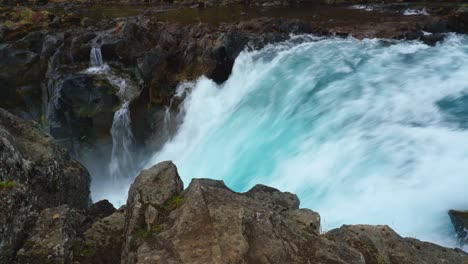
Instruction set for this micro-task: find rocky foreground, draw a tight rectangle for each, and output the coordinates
[1,107,468,264]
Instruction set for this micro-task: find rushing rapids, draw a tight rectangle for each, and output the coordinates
[140,34,468,249]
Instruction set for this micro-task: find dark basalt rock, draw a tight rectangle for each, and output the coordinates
[87,199,116,221]
[73,206,126,264]
[447,5,468,34]
[44,73,119,153]
[15,205,85,264]
[0,108,90,263]
[449,210,468,246]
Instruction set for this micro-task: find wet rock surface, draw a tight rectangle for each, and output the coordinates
[449,210,468,246]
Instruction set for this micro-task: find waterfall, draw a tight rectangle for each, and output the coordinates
[90,47,104,67]
[109,102,136,181]
[145,34,468,249]
[84,45,140,184]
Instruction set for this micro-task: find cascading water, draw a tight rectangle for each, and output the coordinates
[84,45,141,205]
[109,102,136,181]
[145,34,468,249]
[90,47,104,67]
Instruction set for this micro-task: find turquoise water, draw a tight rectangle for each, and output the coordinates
[147,35,468,248]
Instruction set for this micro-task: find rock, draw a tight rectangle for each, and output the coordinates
[0,108,90,262]
[0,45,41,114]
[123,167,362,264]
[326,224,468,264]
[121,161,184,264]
[449,210,468,245]
[117,161,468,264]
[421,33,445,46]
[44,73,119,153]
[447,5,468,34]
[73,207,126,264]
[16,205,85,264]
[87,199,116,221]
[0,184,35,264]
[0,108,90,209]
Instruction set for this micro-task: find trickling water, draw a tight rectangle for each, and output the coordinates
[90,47,104,67]
[145,34,468,249]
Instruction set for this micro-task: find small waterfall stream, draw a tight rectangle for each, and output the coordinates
[109,102,136,181]
[85,45,140,182]
[90,47,104,67]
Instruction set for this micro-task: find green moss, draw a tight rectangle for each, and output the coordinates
[132,66,142,82]
[0,181,18,189]
[165,195,183,210]
[40,114,47,126]
[457,4,468,13]
[79,246,96,257]
[135,228,153,238]
[153,224,165,233]
[135,224,165,240]
[1,20,15,29]
[76,106,100,118]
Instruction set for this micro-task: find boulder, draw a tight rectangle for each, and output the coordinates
[121,161,184,264]
[44,73,119,153]
[0,108,90,262]
[119,161,468,264]
[73,206,126,264]
[447,4,468,34]
[16,205,85,264]
[121,162,363,264]
[0,184,35,264]
[0,108,90,209]
[0,45,41,114]
[326,224,468,264]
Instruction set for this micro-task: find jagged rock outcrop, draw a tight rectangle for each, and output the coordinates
[44,73,119,153]
[449,210,468,246]
[15,205,84,264]
[327,225,468,264]
[73,206,126,264]
[0,108,90,263]
[121,161,184,264]
[119,161,468,264]
[0,108,90,208]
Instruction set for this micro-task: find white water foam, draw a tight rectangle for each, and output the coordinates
[403,8,429,16]
[144,35,468,249]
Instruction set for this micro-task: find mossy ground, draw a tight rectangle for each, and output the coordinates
[0,181,18,189]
